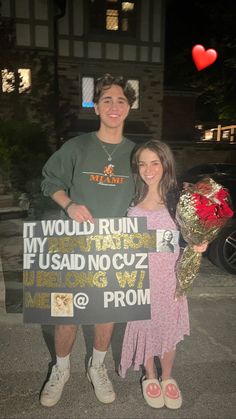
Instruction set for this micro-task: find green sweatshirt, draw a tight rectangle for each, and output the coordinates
[41,132,135,218]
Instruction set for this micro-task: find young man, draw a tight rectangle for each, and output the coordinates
[40,74,136,407]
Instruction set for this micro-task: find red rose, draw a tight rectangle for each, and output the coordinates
[215,188,229,202]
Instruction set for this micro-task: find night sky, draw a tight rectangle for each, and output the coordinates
[164,0,236,87]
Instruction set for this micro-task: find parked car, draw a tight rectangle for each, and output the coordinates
[180,163,236,275]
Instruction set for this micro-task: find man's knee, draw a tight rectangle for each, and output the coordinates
[55,324,78,337]
[95,323,114,334]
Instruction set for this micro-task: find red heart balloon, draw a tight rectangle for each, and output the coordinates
[192,44,218,71]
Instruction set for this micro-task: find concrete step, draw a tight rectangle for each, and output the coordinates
[0,194,15,208]
[0,206,28,220]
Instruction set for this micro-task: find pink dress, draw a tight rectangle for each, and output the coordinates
[119,205,190,378]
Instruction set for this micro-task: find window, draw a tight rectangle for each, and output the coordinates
[1,68,31,93]
[89,0,136,36]
[106,8,119,31]
[82,76,139,109]
[128,79,139,109]
[82,77,94,108]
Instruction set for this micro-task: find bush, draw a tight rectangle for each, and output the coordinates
[0,120,51,191]
[0,120,59,218]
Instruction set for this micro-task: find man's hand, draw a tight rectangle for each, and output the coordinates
[51,191,94,224]
[67,203,94,223]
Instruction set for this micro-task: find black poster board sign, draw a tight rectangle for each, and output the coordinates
[23,217,156,324]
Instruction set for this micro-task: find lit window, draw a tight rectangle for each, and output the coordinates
[89,0,136,36]
[222,130,230,139]
[204,130,214,141]
[1,68,31,93]
[82,76,139,109]
[122,2,134,11]
[1,69,15,93]
[18,68,31,93]
[106,9,119,31]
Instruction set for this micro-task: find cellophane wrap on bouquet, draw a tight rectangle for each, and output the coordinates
[175,177,234,297]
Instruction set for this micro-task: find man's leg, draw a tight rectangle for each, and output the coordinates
[40,325,77,407]
[87,323,116,404]
[55,324,78,356]
[94,322,114,351]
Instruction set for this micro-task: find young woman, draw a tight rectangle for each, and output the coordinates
[119,140,207,409]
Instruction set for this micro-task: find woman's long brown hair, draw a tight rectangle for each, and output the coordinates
[130,140,180,220]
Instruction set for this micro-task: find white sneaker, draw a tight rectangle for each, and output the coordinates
[87,357,116,404]
[40,365,70,407]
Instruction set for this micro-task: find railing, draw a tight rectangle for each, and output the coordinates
[202,125,236,142]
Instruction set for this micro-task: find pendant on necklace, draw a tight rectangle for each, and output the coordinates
[98,138,121,162]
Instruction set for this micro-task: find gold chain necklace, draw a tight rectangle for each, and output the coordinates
[98,139,122,162]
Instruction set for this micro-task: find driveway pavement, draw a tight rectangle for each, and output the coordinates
[0,217,236,419]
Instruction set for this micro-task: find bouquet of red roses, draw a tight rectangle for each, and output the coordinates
[175,177,234,296]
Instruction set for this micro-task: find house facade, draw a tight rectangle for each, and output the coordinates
[0,0,166,148]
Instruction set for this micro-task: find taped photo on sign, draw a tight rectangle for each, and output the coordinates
[156,229,179,253]
[51,293,74,317]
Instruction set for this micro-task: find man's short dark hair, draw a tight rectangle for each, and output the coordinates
[93,73,136,106]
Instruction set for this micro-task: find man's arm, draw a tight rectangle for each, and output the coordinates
[52,190,94,223]
[41,140,94,223]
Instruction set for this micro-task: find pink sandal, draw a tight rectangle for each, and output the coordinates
[160,378,182,409]
[141,377,164,408]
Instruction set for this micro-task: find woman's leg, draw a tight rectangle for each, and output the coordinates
[142,356,165,408]
[159,349,182,409]
[159,348,176,380]
[144,356,157,379]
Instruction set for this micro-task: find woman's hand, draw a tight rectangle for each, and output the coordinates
[193,242,208,253]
